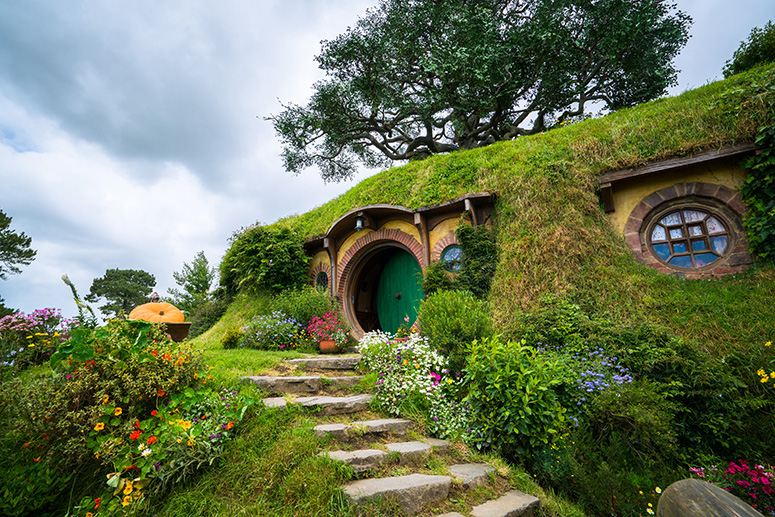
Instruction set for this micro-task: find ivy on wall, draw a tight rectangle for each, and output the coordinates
[742,110,775,260]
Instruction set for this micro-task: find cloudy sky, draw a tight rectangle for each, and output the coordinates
[0,0,772,318]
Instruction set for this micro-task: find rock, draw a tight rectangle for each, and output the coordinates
[241,375,363,394]
[285,356,361,370]
[314,423,350,440]
[385,441,433,463]
[344,474,452,515]
[350,418,413,435]
[471,490,540,517]
[424,437,452,452]
[323,449,387,473]
[448,463,496,489]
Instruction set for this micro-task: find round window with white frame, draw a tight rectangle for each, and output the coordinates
[441,244,463,273]
[646,206,732,270]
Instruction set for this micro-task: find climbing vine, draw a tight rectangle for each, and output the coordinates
[742,112,775,260]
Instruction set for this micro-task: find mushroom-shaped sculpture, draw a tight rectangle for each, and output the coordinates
[128,302,190,342]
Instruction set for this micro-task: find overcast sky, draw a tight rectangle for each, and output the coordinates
[0,0,772,318]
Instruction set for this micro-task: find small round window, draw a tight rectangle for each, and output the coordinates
[315,272,329,292]
[647,207,730,269]
[441,245,463,273]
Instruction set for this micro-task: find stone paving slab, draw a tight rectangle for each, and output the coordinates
[314,418,413,439]
[448,463,496,489]
[344,474,452,515]
[470,490,540,517]
[385,441,433,463]
[424,437,452,453]
[323,449,387,473]
[285,356,361,370]
[437,513,466,517]
[262,394,372,415]
[241,375,363,394]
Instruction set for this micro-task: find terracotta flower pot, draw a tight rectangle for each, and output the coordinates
[319,340,339,354]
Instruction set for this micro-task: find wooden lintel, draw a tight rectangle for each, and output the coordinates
[600,182,614,213]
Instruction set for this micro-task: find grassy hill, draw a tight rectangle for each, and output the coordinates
[274,64,775,355]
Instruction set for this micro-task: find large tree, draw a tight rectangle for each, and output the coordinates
[271,0,691,181]
[723,21,775,78]
[0,209,36,279]
[86,268,156,318]
[166,251,216,314]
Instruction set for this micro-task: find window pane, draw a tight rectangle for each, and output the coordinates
[694,253,719,267]
[706,217,725,235]
[653,243,671,260]
[651,225,667,242]
[669,228,684,239]
[669,256,694,268]
[683,210,707,222]
[710,235,728,254]
[688,225,703,236]
[673,242,687,254]
[692,240,707,251]
[660,212,681,225]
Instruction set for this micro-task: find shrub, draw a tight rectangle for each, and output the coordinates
[421,261,455,296]
[465,336,565,457]
[270,287,338,328]
[359,331,468,438]
[220,327,244,349]
[455,223,498,298]
[724,21,775,77]
[0,308,74,373]
[219,225,309,296]
[188,297,229,338]
[417,289,491,372]
[240,311,303,351]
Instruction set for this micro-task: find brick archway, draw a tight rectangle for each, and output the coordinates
[431,231,461,262]
[308,262,331,291]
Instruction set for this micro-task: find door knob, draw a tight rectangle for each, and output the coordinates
[395,292,402,300]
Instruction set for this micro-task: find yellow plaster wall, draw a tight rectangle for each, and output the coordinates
[608,161,747,235]
[338,228,375,260]
[429,217,463,249]
[381,220,421,241]
[309,251,330,270]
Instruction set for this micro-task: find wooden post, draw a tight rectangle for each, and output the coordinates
[657,479,764,517]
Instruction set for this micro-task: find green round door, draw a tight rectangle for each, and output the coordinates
[377,250,423,334]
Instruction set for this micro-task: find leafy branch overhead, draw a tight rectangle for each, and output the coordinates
[269,0,692,181]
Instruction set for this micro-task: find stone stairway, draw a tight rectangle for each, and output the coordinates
[244,353,540,516]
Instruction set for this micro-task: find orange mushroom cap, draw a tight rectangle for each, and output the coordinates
[128,302,185,323]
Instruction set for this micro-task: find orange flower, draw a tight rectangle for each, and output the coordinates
[114,407,123,416]
[147,436,157,444]
[157,389,165,397]
[94,422,105,431]
[151,410,158,417]
[33,456,41,462]
[226,421,234,430]
[86,513,93,517]
[129,430,141,441]
[122,495,132,507]
[151,350,158,357]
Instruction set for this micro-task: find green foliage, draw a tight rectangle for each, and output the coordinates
[0,209,36,279]
[220,327,244,350]
[219,225,308,296]
[421,261,455,296]
[188,297,229,338]
[167,250,217,314]
[269,287,338,328]
[417,289,491,372]
[742,109,775,259]
[455,224,498,298]
[724,21,775,77]
[270,0,691,180]
[465,336,566,458]
[240,311,305,351]
[0,308,70,374]
[85,268,157,318]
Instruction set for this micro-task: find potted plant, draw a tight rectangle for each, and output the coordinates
[306,312,350,353]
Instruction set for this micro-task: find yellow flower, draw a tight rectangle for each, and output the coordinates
[187,439,195,446]
[86,513,93,517]
[114,407,123,416]
[122,495,132,507]
[94,422,105,431]
[762,377,769,383]
[766,341,772,347]
[102,394,109,404]
[655,487,662,494]
[123,480,133,495]
[648,503,653,507]
[758,369,766,377]
[180,420,192,430]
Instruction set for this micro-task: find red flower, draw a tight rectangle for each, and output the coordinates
[151,350,158,357]
[133,419,140,429]
[151,410,158,417]
[226,421,234,430]
[147,436,157,445]
[94,498,101,510]
[157,389,165,397]
[129,430,141,441]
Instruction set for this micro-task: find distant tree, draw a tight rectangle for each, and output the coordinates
[166,251,216,314]
[86,268,156,318]
[0,209,36,279]
[270,0,691,181]
[724,21,775,77]
[0,295,15,318]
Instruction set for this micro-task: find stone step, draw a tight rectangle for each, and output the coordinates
[285,356,361,370]
[322,438,450,473]
[262,394,372,415]
[469,490,540,517]
[314,418,414,440]
[343,473,452,515]
[448,463,497,489]
[241,375,363,394]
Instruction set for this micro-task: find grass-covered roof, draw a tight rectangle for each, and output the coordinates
[275,65,775,353]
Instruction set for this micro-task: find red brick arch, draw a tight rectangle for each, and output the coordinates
[336,228,424,303]
[308,261,331,290]
[431,231,461,262]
